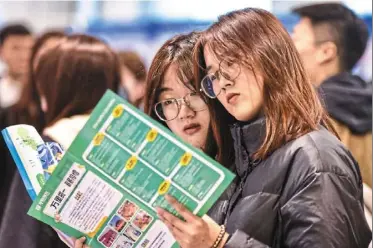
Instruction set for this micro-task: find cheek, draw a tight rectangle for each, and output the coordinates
[196,110,211,140]
[217,94,228,109]
[166,121,183,137]
[201,110,211,127]
[249,81,264,107]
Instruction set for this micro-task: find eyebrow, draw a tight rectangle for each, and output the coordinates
[157,87,173,94]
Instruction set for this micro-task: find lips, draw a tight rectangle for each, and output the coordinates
[226,92,240,104]
[183,123,201,135]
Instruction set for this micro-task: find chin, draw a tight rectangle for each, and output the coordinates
[188,138,204,150]
[190,141,201,149]
[235,115,251,122]
[232,109,257,122]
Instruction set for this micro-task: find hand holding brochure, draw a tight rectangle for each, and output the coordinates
[8,90,235,248]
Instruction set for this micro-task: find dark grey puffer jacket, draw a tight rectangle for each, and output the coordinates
[224,117,371,248]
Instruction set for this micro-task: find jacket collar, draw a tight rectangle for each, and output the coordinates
[230,116,266,178]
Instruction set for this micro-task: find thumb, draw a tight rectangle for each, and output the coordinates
[74,236,86,248]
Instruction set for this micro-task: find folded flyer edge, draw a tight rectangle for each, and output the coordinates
[2,127,75,247]
[1,128,37,200]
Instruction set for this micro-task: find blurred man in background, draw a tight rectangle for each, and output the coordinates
[292,3,372,188]
[0,24,33,108]
[118,51,147,110]
[292,3,372,234]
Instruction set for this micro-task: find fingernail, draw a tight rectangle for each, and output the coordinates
[81,237,86,241]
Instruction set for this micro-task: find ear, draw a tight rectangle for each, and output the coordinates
[315,41,338,65]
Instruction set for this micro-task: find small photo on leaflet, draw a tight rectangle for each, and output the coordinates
[113,234,135,248]
[98,227,118,248]
[117,199,139,221]
[140,238,150,248]
[109,215,127,232]
[124,225,142,242]
[133,210,153,231]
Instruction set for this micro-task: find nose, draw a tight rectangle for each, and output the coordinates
[178,100,195,120]
[219,76,233,92]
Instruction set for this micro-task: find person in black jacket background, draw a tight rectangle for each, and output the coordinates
[291,3,372,188]
[154,8,371,248]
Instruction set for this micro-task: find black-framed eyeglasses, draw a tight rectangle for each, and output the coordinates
[200,60,241,99]
[154,92,207,121]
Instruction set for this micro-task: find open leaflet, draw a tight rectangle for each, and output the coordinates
[3,90,235,248]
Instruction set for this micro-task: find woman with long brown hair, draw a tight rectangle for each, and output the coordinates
[36,34,120,148]
[155,8,371,248]
[144,31,234,166]
[2,33,120,248]
[39,34,120,248]
[143,31,235,226]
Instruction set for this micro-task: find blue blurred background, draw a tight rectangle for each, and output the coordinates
[0,0,371,80]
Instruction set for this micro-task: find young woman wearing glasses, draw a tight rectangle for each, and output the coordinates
[144,31,235,225]
[155,8,371,248]
[144,32,234,168]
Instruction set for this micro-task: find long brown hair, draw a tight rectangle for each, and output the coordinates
[13,31,65,131]
[35,34,121,127]
[194,8,337,160]
[144,32,234,167]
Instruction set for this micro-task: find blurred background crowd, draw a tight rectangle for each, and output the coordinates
[0,0,370,111]
[0,1,371,247]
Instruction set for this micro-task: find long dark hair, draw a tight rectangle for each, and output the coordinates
[144,32,234,167]
[194,8,337,160]
[35,34,121,127]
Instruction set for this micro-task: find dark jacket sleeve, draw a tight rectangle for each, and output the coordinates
[281,172,371,248]
[208,179,237,225]
[224,172,371,248]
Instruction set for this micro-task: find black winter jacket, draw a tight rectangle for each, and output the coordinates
[223,117,371,248]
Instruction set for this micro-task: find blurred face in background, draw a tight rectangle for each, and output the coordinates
[0,34,33,80]
[292,18,319,83]
[121,65,146,105]
[292,17,338,86]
